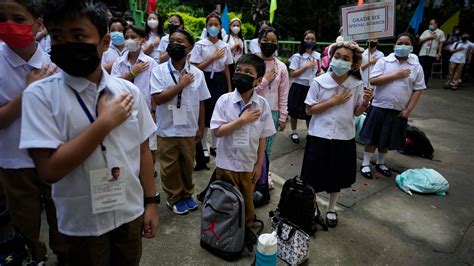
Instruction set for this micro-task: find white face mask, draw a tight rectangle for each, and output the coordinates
[124,39,141,52]
[231,26,240,34]
[147,19,159,29]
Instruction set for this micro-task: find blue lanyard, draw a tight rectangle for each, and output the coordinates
[71,89,107,153]
[237,101,251,117]
[167,61,182,109]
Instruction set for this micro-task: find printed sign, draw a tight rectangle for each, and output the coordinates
[341,1,395,41]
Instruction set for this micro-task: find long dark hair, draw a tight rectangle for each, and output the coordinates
[253,20,271,39]
[206,12,223,40]
[145,12,164,37]
[298,30,316,55]
[168,14,184,33]
[226,19,245,52]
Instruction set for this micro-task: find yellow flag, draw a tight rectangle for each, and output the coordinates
[440,11,460,35]
[270,0,277,24]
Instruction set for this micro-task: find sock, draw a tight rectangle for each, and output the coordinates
[362,152,373,171]
[211,131,217,149]
[327,192,340,219]
[376,152,388,170]
[201,128,209,151]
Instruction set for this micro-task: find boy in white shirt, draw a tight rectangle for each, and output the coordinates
[19,1,158,265]
[0,0,65,263]
[360,38,384,89]
[211,54,276,246]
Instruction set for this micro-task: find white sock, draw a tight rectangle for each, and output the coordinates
[201,128,209,151]
[327,192,340,213]
[211,131,217,149]
[376,152,387,167]
[362,151,373,168]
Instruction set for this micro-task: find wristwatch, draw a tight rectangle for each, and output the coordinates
[144,192,160,206]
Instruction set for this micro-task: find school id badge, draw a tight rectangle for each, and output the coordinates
[89,166,127,214]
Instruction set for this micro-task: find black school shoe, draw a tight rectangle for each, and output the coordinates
[375,164,392,177]
[210,147,217,157]
[325,211,338,228]
[360,165,373,179]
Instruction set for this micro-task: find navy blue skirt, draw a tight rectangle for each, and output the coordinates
[203,71,227,127]
[359,106,408,150]
[301,136,356,193]
[288,83,311,120]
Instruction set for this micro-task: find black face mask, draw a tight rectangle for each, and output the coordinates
[260,42,278,57]
[168,23,179,33]
[51,42,100,77]
[368,41,378,48]
[167,43,187,61]
[233,72,255,94]
[462,37,468,42]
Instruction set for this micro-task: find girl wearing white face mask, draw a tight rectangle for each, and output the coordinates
[302,39,372,229]
[225,18,245,84]
[111,25,159,153]
[143,12,164,63]
[359,33,426,180]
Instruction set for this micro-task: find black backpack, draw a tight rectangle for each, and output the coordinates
[400,126,434,159]
[271,176,327,236]
[253,152,270,207]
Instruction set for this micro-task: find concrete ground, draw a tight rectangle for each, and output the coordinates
[42,77,474,265]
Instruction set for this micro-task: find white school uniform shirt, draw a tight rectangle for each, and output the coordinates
[157,34,170,56]
[360,49,384,88]
[225,34,244,62]
[111,50,158,110]
[0,44,51,169]
[305,73,364,140]
[150,60,211,137]
[211,90,276,172]
[189,38,233,73]
[419,28,446,57]
[38,34,51,54]
[449,41,472,64]
[289,51,322,86]
[101,43,127,67]
[249,38,261,54]
[146,32,161,63]
[19,71,156,236]
[370,53,426,111]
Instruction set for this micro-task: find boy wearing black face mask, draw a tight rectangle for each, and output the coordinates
[210,54,276,245]
[0,0,65,264]
[360,38,384,89]
[19,1,159,265]
[151,29,211,215]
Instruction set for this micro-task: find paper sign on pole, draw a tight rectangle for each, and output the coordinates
[341,1,395,41]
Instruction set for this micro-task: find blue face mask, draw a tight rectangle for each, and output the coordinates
[394,45,412,57]
[110,31,125,46]
[330,58,352,77]
[207,26,220,37]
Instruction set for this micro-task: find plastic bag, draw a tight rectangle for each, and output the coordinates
[395,168,449,196]
[354,113,366,144]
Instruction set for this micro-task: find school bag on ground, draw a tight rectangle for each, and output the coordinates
[271,215,310,265]
[399,125,434,160]
[200,180,246,261]
[253,151,270,207]
[270,176,327,236]
[395,168,449,196]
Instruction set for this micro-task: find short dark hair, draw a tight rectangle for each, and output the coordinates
[236,54,266,78]
[145,12,164,37]
[170,29,195,47]
[109,17,127,30]
[111,167,120,172]
[10,0,42,18]
[258,27,279,41]
[397,32,415,45]
[299,30,316,55]
[126,25,147,38]
[43,0,109,38]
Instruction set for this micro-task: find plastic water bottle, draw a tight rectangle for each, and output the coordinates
[256,231,277,266]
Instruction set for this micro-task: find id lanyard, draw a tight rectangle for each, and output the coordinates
[237,101,251,117]
[71,88,108,163]
[167,61,183,109]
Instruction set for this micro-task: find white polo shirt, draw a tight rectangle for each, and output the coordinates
[305,73,364,140]
[189,38,233,73]
[111,50,158,110]
[0,44,51,169]
[211,90,276,172]
[19,71,156,236]
[289,51,322,86]
[360,49,384,88]
[249,38,261,54]
[156,34,170,57]
[370,53,426,111]
[150,60,211,137]
[225,35,244,62]
[146,32,162,63]
[419,28,446,57]
[101,43,127,67]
